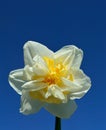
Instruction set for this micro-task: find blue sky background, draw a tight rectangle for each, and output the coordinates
[0,0,105,130]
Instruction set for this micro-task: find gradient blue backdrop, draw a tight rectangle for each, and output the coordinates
[0,0,105,130]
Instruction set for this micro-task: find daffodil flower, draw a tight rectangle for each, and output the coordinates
[9,41,91,118]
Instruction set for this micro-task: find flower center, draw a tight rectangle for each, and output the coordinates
[43,57,66,85]
[29,57,74,104]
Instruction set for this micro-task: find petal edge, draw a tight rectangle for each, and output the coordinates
[8,69,25,95]
[44,100,77,118]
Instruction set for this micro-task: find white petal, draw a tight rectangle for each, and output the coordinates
[9,69,25,95]
[32,55,48,76]
[73,69,91,92]
[62,69,91,99]
[22,80,47,91]
[55,45,83,69]
[23,65,33,80]
[46,84,66,101]
[44,100,77,118]
[20,90,44,115]
[45,91,51,98]
[70,46,83,69]
[62,77,83,93]
[23,41,54,66]
[70,92,86,100]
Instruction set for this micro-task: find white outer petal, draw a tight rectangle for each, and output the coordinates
[20,90,44,115]
[23,41,54,66]
[73,69,91,91]
[8,69,25,95]
[62,77,83,92]
[44,100,77,118]
[32,55,49,76]
[54,45,83,69]
[22,80,47,91]
[23,65,33,80]
[62,69,91,99]
[70,92,86,100]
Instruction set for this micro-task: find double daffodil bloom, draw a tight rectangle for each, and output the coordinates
[9,41,91,118]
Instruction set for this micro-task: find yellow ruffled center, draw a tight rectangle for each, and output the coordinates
[43,57,67,85]
[29,57,74,104]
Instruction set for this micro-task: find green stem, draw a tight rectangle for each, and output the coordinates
[55,117,61,130]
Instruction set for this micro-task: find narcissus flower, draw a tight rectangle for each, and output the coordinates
[9,41,91,118]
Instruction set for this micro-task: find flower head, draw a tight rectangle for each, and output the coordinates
[9,41,91,118]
